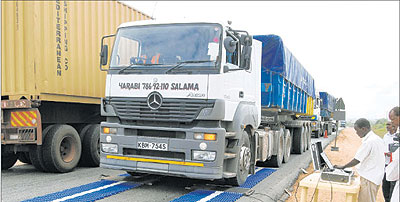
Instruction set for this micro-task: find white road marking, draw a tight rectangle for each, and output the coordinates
[52,181,126,202]
[196,191,223,202]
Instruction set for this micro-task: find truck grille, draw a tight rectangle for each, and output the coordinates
[109,98,215,122]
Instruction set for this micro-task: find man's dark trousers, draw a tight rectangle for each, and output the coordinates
[382,172,396,202]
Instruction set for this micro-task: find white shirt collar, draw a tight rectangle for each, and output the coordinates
[362,130,374,142]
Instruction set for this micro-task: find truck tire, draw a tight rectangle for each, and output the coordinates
[227,131,251,186]
[78,124,92,142]
[78,124,92,166]
[292,127,304,154]
[306,126,311,150]
[29,125,55,172]
[283,129,291,163]
[269,129,284,167]
[79,124,100,167]
[42,124,82,173]
[302,126,307,152]
[1,152,18,170]
[18,152,31,164]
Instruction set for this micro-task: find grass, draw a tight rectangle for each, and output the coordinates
[372,122,388,138]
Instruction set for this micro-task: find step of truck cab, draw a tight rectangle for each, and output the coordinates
[223,172,237,178]
[224,153,237,159]
[225,132,236,138]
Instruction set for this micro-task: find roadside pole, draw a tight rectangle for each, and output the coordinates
[331,121,339,151]
[331,98,345,151]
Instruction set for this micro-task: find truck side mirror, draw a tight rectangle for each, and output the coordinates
[100,45,108,66]
[99,34,115,71]
[224,36,237,53]
[241,46,252,70]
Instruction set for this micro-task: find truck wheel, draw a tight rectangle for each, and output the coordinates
[1,152,18,170]
[18,152,31,164]
[78,124,92,142]
[42,125,82,173]
[79,124,100,167]
[302,126,307,152]
[78,124,95,166]
[227,131,251,186]
[283,129,291,163]
[306,126,311,150]
[269,129,284,167]
[292,127,304,154]
[29,125,55,172]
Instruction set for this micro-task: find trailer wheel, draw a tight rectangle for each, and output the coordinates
[269,129,284,167]
[283,129,291,163]
[306,126,311,150]
[227,131,251,186]
[29,125,55,172]
[1,152,18,170]
[292,127,304,154]
[42,125,82,173]
[18,152,31,164]
[78,124,92,166]
[302,126,307,152]
[79,124,100,167]
[78,124,92,142]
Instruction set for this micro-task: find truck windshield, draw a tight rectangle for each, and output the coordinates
[110,23,222,72]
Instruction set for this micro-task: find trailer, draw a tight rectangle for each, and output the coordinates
[98,20,315,185]
[1,1,151,172]
[254,35,315,165]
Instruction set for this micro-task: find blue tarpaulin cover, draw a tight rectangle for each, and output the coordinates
[253,35,315,98]
[319,92,336,112]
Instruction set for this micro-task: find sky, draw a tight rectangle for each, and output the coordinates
[122,1,399,121]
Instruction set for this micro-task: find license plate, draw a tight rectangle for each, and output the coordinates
[137,141,168,151]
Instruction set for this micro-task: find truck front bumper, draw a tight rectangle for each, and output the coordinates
[100,122,226,180]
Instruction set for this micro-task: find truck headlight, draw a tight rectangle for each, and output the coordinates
[192,150,216,161]
[101,143,118,153]
[193,133,216,141]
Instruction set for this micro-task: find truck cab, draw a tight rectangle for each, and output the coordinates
[99,20,262,185]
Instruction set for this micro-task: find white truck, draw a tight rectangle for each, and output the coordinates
[98,20,314,185]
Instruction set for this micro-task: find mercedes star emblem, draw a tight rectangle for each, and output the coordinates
[147,92,163,110]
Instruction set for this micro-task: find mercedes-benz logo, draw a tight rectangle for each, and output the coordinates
[147,92,163,110]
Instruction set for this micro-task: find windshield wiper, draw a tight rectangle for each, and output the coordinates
[165,60,215,74]
[118,63,165,74]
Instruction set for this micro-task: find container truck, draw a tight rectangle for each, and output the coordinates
[309,91,336,137]
[1,1,150,172]
[98,20,315,185]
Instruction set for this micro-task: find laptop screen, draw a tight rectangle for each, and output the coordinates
[320,152,334,170]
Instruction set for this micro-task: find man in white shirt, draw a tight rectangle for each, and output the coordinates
[389,106,400,130]
[383,122,397,202]
[387,106,399,202]
[334,118,385,202]
[386,148,399,202]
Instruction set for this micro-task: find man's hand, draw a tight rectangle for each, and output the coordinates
[334,165,345,169]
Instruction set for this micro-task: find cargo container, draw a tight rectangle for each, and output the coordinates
[254,35,315,116]
[307,91,336,137]
[1,1,151,172]
[98,20,316,186]
[319,92,336,118]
